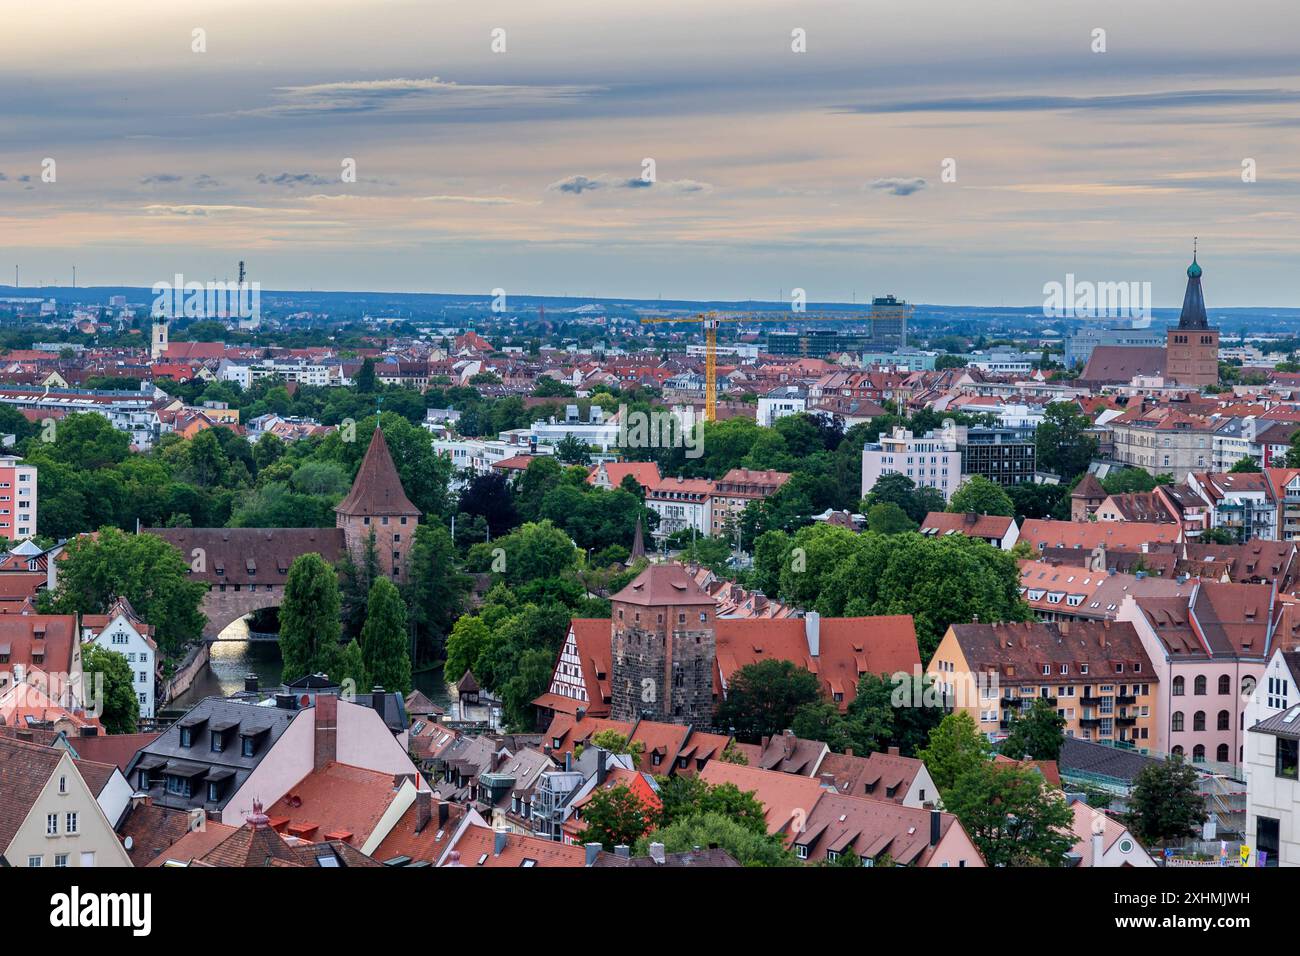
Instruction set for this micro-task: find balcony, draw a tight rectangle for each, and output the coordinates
[1116,715,1137,726]
[1116,694,1136,705]
[1080,694,1105,706]
[1078,715,1103,727]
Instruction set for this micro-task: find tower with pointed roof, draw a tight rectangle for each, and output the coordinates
[1165,241,1219,387]
[609,562,716,725]
[335,426,421,582]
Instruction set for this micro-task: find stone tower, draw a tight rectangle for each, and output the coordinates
[609,562,716,726]
[1165,244,1219,387]
[334,426,421,582]
[151,315,169,360]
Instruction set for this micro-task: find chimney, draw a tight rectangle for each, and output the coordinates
[493,828,508,856]
[844,748,853,757]
[243,674,259,694]
[614,844,630,859]
[1091,829,1104,867]
[414,789,432,834]
[597,749,608,786]
[805,611,821,658]
[584,842,602,866]
[818,772,836,790]
[564,750,573,772]
[648,842,666,865]
[888,746,899,757]
[314,693,338,770]
[275,693,296,710]
[929,809,941,847]
[130,793,152,809]
[371,686,387,723]
[437,801,450,828]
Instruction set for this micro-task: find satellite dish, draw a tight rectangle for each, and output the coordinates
[124,836,134,850]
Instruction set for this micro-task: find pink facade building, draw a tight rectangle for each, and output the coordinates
[1119,581,1279,771]
[861,426,961,502]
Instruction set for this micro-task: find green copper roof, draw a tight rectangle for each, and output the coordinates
[1187,255,1202,278]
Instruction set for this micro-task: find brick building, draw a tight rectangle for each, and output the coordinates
[334,426,421,581]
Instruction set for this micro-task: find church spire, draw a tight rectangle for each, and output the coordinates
[1177,240,1208,329]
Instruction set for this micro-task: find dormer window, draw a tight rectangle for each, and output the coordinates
[180,727,193,748]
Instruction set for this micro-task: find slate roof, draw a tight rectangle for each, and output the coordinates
[124,697,303,811]
[1249,702,1300,740]
[1058,735,1162,785]
[1079,346,1166,385]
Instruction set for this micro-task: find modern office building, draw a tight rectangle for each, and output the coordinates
[958,426,1037,487]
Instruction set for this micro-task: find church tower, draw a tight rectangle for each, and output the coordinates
[1165,242,1219,387]
[609,562,716,726]
[151,316,169,360]
[334,426,421,581]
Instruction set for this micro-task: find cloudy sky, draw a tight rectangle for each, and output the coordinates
[2,0,1298,305]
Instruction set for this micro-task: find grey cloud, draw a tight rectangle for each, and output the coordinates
[548,174,711,195]
[869,177,928,196]
[257,172,332,188]
[140,173,183,184]
[836,88,1300,115]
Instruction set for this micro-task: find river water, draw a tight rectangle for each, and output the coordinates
[168,616,453,714]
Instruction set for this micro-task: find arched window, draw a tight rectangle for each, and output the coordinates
[1194,675,1207,696]
[1217,744,1230,763]
[1193,711,1206,731]
[1218,674,1231,695]
[1193,744,1206,763]
[1217,710,1230,731]
[1172,745,1185,757]
[1172,676,1185,697]
[1172,711,1184,732]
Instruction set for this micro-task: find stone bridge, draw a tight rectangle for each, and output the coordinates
[144,527,346,640]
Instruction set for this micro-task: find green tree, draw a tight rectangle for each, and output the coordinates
[555,433,591,466]
[1036,402,1098,480]
[1198,527,1237,545]
[943,762,1076,866]
[359,577,412,695]
[1228,456,1261,473]
[403,523,471,664]
[655,776,767,833]
[918,711,991,794]
[715,659,822,742]
[1125,757,1209,847]
[588,729,646,768]
[866,501,916,534]
[637,812,795,867]
[999,698,1066,762]
[948,476,1015,517]
[339,530,380,640]
[356,357,377,393]
[82,645,139,735]
[46,527,206,654]
[581,783,658,851]
[279,552,343,684]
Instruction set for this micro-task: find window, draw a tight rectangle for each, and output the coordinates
[1277,737,1299,780]
[1172,711,1184,732]
[28,856,42,868]
[65,812,78,834]
[1217,710,1230,731]
[1194,675,1207,696]
[1192,744,1206,763]
[1218,674,1231,695]
[1193,711,1206,732]
[1217,744,1230,764]
[54,855,68,868]
[180,727,192,748]
[47,813,57,835]
[1172,676,1185,696]
[795,845,808,860]
[58,775,67,794]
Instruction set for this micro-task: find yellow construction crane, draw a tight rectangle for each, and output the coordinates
[640,298,912,421]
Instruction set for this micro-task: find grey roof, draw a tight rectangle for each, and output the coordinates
[1249,703,1300,740]
[1058,736,1162,785]
[124,697,302,812]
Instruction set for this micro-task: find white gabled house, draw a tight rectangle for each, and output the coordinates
[79,596,159,719]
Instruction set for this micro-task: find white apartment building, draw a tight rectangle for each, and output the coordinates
[646,477,714,538]
[757,386,807,427]
[218,358,334,389]
[1244,703,1300,867]
[861,426,962,501]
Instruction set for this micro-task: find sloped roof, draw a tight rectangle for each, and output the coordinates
[920,511,1015,540]
[1079,346,1166,385]
[612,562,713,607]
[0,735,64,851]
[335,427,420,517]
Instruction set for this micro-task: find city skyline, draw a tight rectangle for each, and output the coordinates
[2,0,1299,305]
